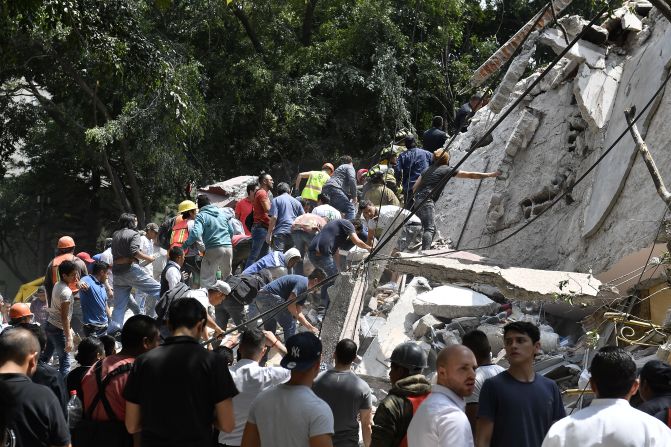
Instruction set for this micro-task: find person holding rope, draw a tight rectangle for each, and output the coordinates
[413,150,499,251]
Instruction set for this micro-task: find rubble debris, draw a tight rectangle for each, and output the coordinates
[412,314,444,338]
[557,15,609,45]
[573,62,623,131]
[198,175,256,207]
[413,284,498,319]
[488,36,538,114]
[539,28,607,69]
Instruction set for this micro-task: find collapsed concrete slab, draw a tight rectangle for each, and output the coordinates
[539,28,606,69]
[573,62,623,131]
[198,175,256,207]
[390,253,620,305]
[413,285,498,319]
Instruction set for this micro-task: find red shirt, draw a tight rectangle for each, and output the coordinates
[252,189,271,227]
[235,198,254,235]
[81,354,135,421]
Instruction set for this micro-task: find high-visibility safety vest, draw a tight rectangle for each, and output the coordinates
[301,171,330,202]
[51,253,80,294]
[170,216,190,250]
[399,393,430,447]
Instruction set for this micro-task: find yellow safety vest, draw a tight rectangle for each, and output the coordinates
[301,171,330,201]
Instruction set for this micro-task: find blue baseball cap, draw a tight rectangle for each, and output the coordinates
[280,332,322,371]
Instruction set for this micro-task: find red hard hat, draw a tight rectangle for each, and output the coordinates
[9,303,33,321]
[57,236,76,249]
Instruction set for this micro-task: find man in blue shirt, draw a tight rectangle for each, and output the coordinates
[242,248,302,279]
[321,155,358,219]
[395,135,433,208]
[79,260,111,337]
[267,182,304,251]
[250,270,325,340]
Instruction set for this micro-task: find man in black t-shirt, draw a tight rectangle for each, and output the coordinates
[0,327,70,447]
[124,298,238,447]
[412,150,499,250]
[422,116,449,151]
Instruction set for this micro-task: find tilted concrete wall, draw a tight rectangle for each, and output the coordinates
[436,9,671,275]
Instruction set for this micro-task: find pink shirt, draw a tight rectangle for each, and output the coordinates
[81,354,135,421]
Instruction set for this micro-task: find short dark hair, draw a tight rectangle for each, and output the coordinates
[335,339,357,365]
[276,182,291,195]
[197,194,211,209]
[308,268,326,282]
[92,260,109,276]
[351,218,365,233]
[358,200,374,211]
[181,210,195,219]
[503,321,540,344]
[99,335,117,356]
[169,246,184,261]
[74,337,104,366]
[258,171,270,184]
[640,360,671,394]
[168,298,206,330]
[432,116,443,128]
[0,327,40,366]
[246,183,258,194]
[318,193,330,205]
[338,155,352,165]
[239,328,266,357]
[590,346,636,398]
[462,330,492,361]
[58,260,77,278]
[121,315,160,351]
[14,323,47,351]
[118,213,137,230]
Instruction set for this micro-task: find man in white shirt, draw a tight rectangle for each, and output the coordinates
[183,280,229,339]
[219,328,289,447]
[312,193,343,222]
[407,344,477,447]
[542,346,671,447]
[359,201,422,252]
[462,330,504,433]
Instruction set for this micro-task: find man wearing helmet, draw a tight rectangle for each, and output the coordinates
[294,162,334,210]
[170,199,203,286]
[370,342,431,447]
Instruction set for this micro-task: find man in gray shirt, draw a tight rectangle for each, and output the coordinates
[321,155,357,219]
[314,339,373,447]
[242,332,334,447]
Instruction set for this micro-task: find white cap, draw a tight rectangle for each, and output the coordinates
[207,280,231,295]
[284,248,301,262]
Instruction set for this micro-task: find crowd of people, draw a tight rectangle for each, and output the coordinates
[1,121,671,447]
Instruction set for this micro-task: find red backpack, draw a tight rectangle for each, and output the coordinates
[399,393,430,447]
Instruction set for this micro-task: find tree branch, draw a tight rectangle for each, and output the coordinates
[230,3,263,54]
[624,106,671,207]
[301,0,319,46]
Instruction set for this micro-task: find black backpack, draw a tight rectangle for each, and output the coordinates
[72,361,134,447]
[157,216,176,250]
[225,269,273,305]
[155,282,190,325]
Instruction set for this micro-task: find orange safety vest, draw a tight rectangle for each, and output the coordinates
[170,216,190,249]
[51,253,80,294]
[399,393,430,447]
[301,171,330,202]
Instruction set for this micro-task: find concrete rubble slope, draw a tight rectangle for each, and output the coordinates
[413,284,499,318]
[389,253,619,305]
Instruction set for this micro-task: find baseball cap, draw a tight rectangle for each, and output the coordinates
[280,332,322,371]
[640,360,671,393]
[207,280,231,295]
[76,252,95,264]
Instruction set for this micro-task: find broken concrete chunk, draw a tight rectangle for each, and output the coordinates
[539,28,606,69]
[412,314,444,338]
[568,116,588,131]
[635,1,653,16]
[621,11,643,32]
[413,284,498,319]
[573,63,622,131]
[360,315,386,338]
[558,15,609,45]
[489,36,538,114]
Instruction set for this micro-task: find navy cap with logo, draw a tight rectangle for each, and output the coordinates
[280,332,322,371]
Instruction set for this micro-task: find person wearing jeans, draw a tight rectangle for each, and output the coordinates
[245,172,274,268]
[183,194,235,287]
[321,155,358,220]
[109,213,160,334]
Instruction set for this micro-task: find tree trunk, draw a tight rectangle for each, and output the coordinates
[301,0,319,46]
[231,4,263,54]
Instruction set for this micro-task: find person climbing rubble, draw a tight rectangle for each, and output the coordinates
[370,342,431,447]
[295,162,335,209]
[394,134,433,208]
[242,248,302,279]
[359,201,422,253]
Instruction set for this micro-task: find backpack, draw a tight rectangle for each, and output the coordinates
[225,270,273,305]
[72,361,134,447]
[399,393,431,447]
[155,282,191,325]
[158,216,176,250]
[245,210,254,232]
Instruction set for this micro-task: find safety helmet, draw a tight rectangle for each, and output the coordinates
[395,128,411,140]
[177,200,197,214]
[322,163,335,173]
[9,303,33,321]
[380,145,403,158]
[284,248,301,263]
[389,342,427,372]
[57,236,76,249]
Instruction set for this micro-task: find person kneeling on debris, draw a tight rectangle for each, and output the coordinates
[360,201,422,253]
[242,248,302,279]
[214,269,274,332]
[370,342,430,447]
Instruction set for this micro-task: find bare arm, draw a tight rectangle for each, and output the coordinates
[267,216,277,242]
[465,403,478,436]
[475,418,494,447]
[455,171,500,180]
[125,402,142,434]
[261,196,271,213]
[349,232,372,251]
[360,409,373,447]
[412,175,423,193]
[295,172,310,190]
[60,301,73,352]
[214,398,235,433]
[241,422,261,447]
[287,299,318,335]
[264,330,287,355]
[309,434,334,447]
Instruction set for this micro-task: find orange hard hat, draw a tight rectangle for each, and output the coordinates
[9,303,33,321]
[57,236,76,249]
[322,163,335,173]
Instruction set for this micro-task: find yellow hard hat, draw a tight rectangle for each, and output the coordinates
[178,200,197,214]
